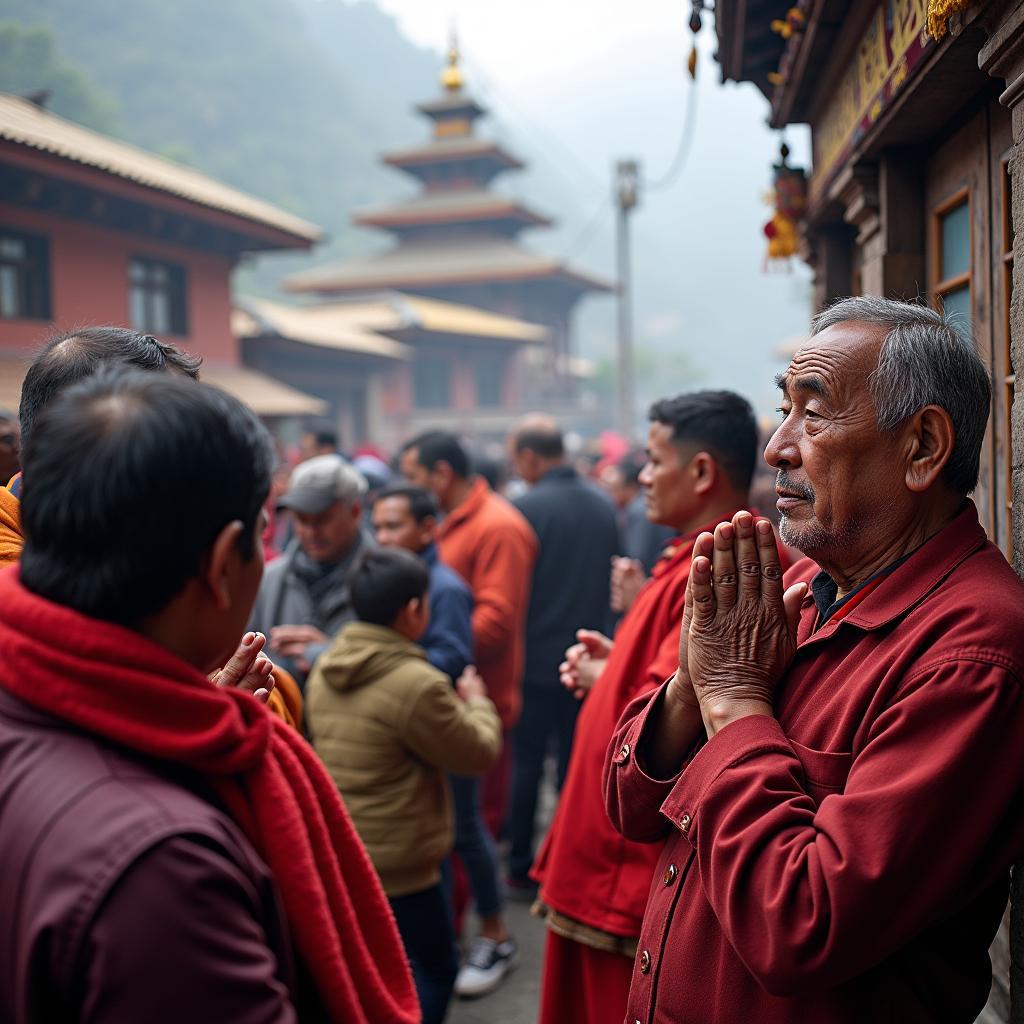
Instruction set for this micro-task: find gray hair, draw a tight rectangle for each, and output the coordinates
[811,296,991,495]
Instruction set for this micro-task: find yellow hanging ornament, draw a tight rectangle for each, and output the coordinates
[926,0,972,39]
[687,43,698,80]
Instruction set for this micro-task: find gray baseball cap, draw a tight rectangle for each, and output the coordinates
[277,454,367,515]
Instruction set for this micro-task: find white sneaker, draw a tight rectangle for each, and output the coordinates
[454,936,519,998]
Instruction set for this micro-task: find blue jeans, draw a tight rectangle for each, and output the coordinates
[389,884,458,1024]
[449,773,504,917]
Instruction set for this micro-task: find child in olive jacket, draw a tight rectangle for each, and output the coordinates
[307,547,501,1024]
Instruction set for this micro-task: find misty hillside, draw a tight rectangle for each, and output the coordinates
[0,0,445,291]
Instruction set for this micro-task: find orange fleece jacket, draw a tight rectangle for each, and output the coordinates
[0,486,23,568]
[437,477,537,728]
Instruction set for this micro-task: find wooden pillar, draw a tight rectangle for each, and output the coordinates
[803,220,855,312]
[977,2,1024,1019]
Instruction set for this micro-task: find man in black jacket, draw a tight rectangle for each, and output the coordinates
[507,416,621,894]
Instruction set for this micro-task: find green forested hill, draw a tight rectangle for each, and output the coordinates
[0,0,440,291]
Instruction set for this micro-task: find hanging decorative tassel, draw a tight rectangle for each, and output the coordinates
[763,142,807,270]
[926,0,972,39]
[770,7,806,39]
[687,1,703,79]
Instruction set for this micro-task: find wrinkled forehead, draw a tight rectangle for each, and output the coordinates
[776,321,887,404]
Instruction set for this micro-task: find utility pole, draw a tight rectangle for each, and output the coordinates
[615,159,640,440]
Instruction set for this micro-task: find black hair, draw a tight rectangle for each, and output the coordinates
[309,428,338,450]
[472,455,505,492]
[19,326,202,443]
[514,426,564,459]
[617,449,647,487]
[350,547,429,627]
[402,430,470,479]
[648,390,759,492]
[20,368,273,627]
[375,485,438,523]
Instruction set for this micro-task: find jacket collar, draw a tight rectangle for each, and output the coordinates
[535,465,576,486]
[797,500,987,643]
[650,510,749,579]
[438,476,489,536]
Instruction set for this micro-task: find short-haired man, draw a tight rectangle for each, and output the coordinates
[249,454,368,687]
[400,431,537,836]
[373,484,518,996]
[532,390,763,1024]
[0,370,417,1023]
[506,415,620,897]
[608,298,1024,1023]
[300,428,340,462]
[0,326,201,562]
[600,449,674,575]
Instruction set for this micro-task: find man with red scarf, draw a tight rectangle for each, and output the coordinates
[0,369,419,1024]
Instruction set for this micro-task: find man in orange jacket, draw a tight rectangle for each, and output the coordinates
[401,430,537,838]
[531,390,773,1024]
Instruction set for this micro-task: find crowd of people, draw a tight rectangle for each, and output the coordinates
[2,296,1024,1024]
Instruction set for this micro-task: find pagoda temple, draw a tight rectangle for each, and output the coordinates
[284,39,611,407]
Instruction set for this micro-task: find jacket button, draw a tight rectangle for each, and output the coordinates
[664,863,678,885]
[679,813,691,834]
[617,742,631,763]
[639,949,651,974]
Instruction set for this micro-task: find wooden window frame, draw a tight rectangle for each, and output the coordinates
[0,227,51,321]
[931,187,973,308]
[129,255,188,337]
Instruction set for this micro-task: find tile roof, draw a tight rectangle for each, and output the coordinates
[0,92,322,246]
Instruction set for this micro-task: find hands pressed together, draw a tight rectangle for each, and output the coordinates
[669,510,806,738]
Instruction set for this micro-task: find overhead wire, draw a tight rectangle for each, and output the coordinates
[644,63,700,193]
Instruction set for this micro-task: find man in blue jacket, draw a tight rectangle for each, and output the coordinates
[372,485,518,997]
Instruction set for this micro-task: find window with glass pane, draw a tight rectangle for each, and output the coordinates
[413,357,451,409]
[475,354,505,407]
[129,257,187,335]
[935,197,971,339]
[0,228,51,320]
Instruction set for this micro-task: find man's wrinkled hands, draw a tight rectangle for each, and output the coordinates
[682,511,806,737]
[560,629,612,700]
[211,631,276,704]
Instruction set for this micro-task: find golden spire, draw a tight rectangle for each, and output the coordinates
[440,28,464,92]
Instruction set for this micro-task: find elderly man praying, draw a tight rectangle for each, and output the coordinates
[606,296,1024,1024]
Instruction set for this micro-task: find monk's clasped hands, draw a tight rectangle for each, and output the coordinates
[674,510,807,737]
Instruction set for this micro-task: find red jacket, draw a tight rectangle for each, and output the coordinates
[437,477,537,728]
[532,525,708,937]
[606,503,1024,1023]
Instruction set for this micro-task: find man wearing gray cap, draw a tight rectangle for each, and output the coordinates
[249,453,369,688]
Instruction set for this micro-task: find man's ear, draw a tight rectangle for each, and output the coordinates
[203,520,244,611]
[690,451,717,497]
[419,515,437,546]
[905,405,956,493]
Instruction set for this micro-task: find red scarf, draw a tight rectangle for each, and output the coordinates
[0,568,419,1024]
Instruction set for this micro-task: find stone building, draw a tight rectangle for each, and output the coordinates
[714,1,1024,1017]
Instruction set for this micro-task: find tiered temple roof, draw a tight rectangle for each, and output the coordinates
[284,40,610,297]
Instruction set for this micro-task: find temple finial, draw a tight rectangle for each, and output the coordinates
[440,26,464,92]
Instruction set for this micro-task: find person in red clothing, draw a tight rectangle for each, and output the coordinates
[0,369,417,1024]
[607,296,1024,1024]
[531,390,764,1024]
[401,430,537,840]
